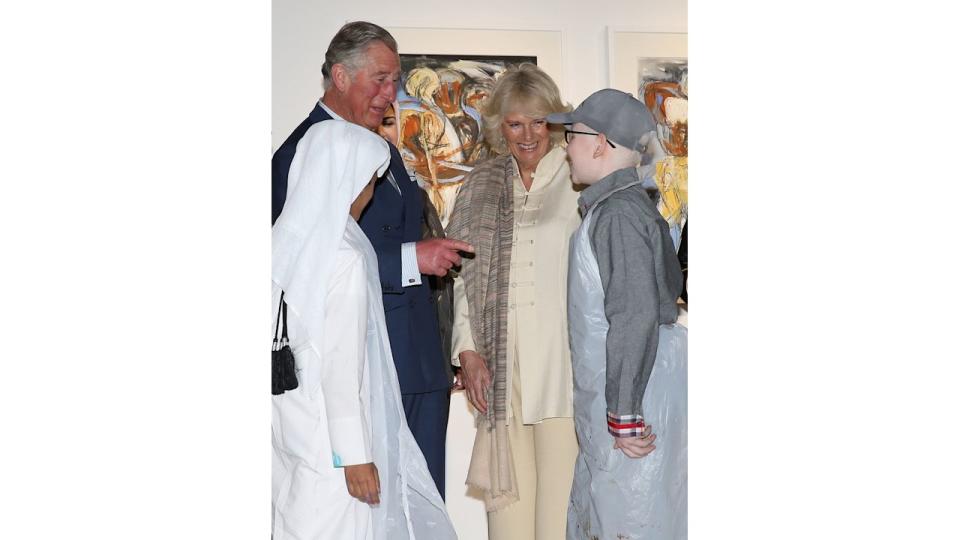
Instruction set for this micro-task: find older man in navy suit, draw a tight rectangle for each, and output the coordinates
[272,21,472,499]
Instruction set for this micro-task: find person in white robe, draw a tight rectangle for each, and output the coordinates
[271,120,458,540]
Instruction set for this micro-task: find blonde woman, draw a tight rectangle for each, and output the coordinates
[446,63,581,540]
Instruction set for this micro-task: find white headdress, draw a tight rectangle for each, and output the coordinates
[272,120,390,393]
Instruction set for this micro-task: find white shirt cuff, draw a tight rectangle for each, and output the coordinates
[401,241,422,287]
[328,416,373,466]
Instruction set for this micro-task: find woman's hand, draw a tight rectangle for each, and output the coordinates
[343,462,380,505]
[451,366,465,391]
[459,350,491,414]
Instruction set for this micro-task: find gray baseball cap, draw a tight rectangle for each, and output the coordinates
[546,88,657,151]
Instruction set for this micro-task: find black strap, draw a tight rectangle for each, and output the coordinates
[273,291,285,347]
[281,296,289,341]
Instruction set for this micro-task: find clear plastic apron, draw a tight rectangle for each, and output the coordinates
[566,197,688,540]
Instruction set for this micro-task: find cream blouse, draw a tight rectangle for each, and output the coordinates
[451,145,582,424]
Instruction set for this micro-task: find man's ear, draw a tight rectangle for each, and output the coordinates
[593,133,609,159]
[330,63,351,92]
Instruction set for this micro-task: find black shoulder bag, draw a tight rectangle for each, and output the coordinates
[272,291,299,395]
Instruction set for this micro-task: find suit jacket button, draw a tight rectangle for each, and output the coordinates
[382,225,392,231]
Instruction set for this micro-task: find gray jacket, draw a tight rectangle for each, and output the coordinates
[578,166,683,421]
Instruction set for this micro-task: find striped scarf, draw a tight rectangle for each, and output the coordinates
[445,153,518,511]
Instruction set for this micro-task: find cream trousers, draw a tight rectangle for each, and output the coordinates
[487,358,579,540]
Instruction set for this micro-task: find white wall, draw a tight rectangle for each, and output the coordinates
[272,2,686,538]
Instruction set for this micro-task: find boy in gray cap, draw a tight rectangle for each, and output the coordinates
[548,89,687,539]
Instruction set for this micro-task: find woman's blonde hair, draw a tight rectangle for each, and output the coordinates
[481,63,571,155]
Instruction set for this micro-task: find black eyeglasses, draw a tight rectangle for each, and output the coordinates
[564,129,616,148]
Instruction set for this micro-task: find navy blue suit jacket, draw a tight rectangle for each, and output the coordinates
[272,104,450,394]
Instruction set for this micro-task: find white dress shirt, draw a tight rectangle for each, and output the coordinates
[451,146,581,424]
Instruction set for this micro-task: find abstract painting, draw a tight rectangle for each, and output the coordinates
[638,58,688,250]
[397,54,536,224]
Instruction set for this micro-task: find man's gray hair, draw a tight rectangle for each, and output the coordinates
[321,21,398,90]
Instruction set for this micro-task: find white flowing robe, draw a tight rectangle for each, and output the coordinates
[272,220,457,540]
[271,120,457,540]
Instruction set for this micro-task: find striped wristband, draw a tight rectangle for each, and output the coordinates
[607,411,646,438]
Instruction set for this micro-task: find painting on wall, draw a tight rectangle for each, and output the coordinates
[638,58,687,250]
[396,54,536,224]
[606,30,687,252]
